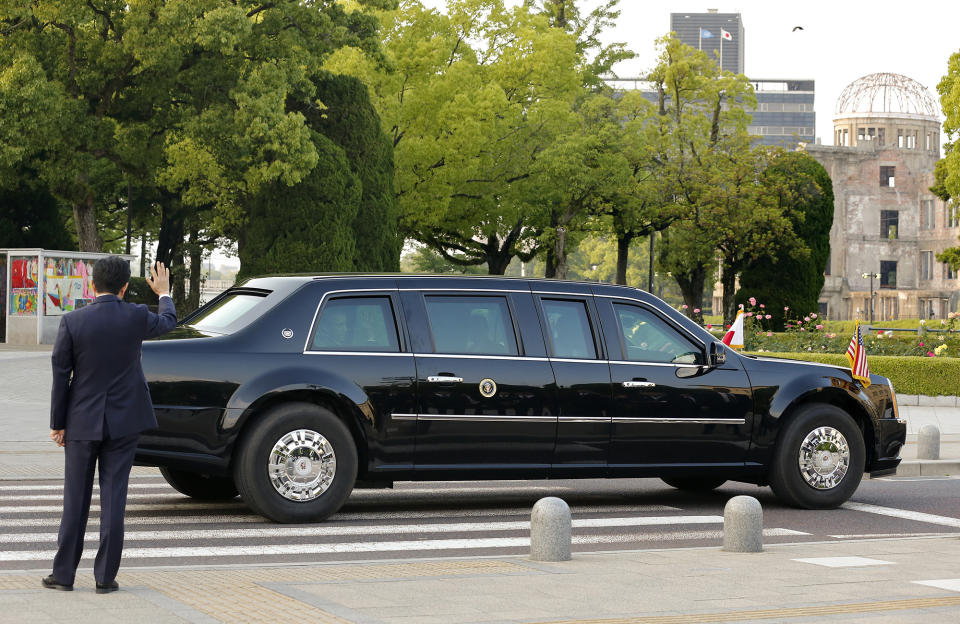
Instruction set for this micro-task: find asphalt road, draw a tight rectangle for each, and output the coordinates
[2,475,959,572]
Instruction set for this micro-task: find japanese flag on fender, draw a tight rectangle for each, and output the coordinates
[722,309,745,349]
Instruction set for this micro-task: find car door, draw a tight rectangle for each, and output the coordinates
[597,297,754,473]
[304,289,418,476]
[533,291,612,478]
[401,287,558,477]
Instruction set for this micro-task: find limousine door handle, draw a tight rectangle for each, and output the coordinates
[427,375,464,383]
[622,380,656,388]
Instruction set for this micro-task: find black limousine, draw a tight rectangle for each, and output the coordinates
[139,275,906,522]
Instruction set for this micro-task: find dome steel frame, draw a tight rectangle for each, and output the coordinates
[835,73,938,118]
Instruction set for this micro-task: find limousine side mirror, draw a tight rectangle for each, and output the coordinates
[709,341,727,367]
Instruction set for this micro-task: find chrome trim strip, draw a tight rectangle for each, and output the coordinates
[404,288,529,294]
[304,351,412,357]
[558,416,610,423]
[549,358,606,364]
[609,360,693,368]
[415,353,537,361]
[612,417,747,425]
[427,375,463,383]
[622,381,656,388]
[390,413,418,421]
[417,414,557,423]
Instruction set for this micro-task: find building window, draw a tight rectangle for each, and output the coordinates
[880,166,895,187]
[880,261,897,289]
[824,253,831,275]
[838,128,849,146]
[945,263,956,280]
[921,251,934,281]
[947,202,958,228]
[878,127,886,146]
[921,199,935,229]
[880,210,899,239]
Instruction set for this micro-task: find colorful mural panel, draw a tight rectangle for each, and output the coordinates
[44,257,96,316]
[9,256,38,317]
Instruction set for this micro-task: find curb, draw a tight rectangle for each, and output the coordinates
[893,460,960,477]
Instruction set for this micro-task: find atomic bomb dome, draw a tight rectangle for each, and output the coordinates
[803,72,953,323]
[835,73,938,120]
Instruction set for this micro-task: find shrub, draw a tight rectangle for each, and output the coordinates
[746,351,960,396]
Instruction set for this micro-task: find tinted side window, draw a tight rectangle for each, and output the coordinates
[424,296,518,355]
[541,299,597,359]
[311,297,400,352]
[613,303,703,364]
[189,292,269,334]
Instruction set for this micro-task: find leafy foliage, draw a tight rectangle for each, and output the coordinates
[736,152,834,330]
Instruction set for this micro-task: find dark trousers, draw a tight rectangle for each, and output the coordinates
[52,434,139,585]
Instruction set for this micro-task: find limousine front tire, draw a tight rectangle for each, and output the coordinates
[234,402,358,523]
[159,467,239,500]
[768,404,865,509]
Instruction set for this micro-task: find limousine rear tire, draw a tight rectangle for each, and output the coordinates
[768,404,865,509]
[159,467,238,500]
[234,402,357,523]
[661,477,727,491]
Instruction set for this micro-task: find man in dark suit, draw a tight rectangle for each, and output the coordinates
[43,257,177,593]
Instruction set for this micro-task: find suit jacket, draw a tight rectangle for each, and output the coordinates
[50,294,177,440]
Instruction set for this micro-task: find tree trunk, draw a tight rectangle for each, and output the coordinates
[139,232,147,278]
[73,196,102,252]
[155,201,185,306]
[673,266,707,320]
[486,249,511,275]
[187,225,203,313]
[553,226,568,280]
[615,232,634,285]
[721,263,738,325]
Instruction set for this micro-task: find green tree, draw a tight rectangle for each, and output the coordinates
[297,72,400,271]
[937,51,960,272]
[0,0,389,255]
[326,0,582,274]
[736,151,834,329]
[0,173,74,249]
[238,132,360,279]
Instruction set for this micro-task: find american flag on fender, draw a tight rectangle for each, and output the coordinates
[846,320,871,387]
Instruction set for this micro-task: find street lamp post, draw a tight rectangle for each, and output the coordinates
[861,272,880,324]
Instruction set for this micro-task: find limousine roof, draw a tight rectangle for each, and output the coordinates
[235,273,659,299]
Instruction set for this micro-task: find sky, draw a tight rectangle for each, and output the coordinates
[420,0,960,147]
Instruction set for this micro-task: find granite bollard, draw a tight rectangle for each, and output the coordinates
[917,424,941,460]
[530,497,571,561]
[723,495,763,553]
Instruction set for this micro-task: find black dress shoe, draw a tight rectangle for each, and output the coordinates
[42,575,73,591]
[95,580,119,594]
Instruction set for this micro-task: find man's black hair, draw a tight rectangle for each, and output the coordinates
[92,256,131,295]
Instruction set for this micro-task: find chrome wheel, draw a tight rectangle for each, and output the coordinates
[268,429,337,502]
[797,426,850,490]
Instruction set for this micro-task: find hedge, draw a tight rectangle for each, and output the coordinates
[747,351,960,397]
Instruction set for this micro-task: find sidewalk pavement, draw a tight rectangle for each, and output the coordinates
[3,537,960,623]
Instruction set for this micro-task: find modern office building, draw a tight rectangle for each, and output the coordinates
[748,79,816,148]
[670,10,744,74]
[805,72,956,320]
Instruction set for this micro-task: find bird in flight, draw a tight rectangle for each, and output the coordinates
[792,26,804,31]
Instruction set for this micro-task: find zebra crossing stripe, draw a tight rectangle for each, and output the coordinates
[0,528,808,561]
[0,515,728,544]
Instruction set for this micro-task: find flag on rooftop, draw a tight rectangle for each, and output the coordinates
[846,320,871,387]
